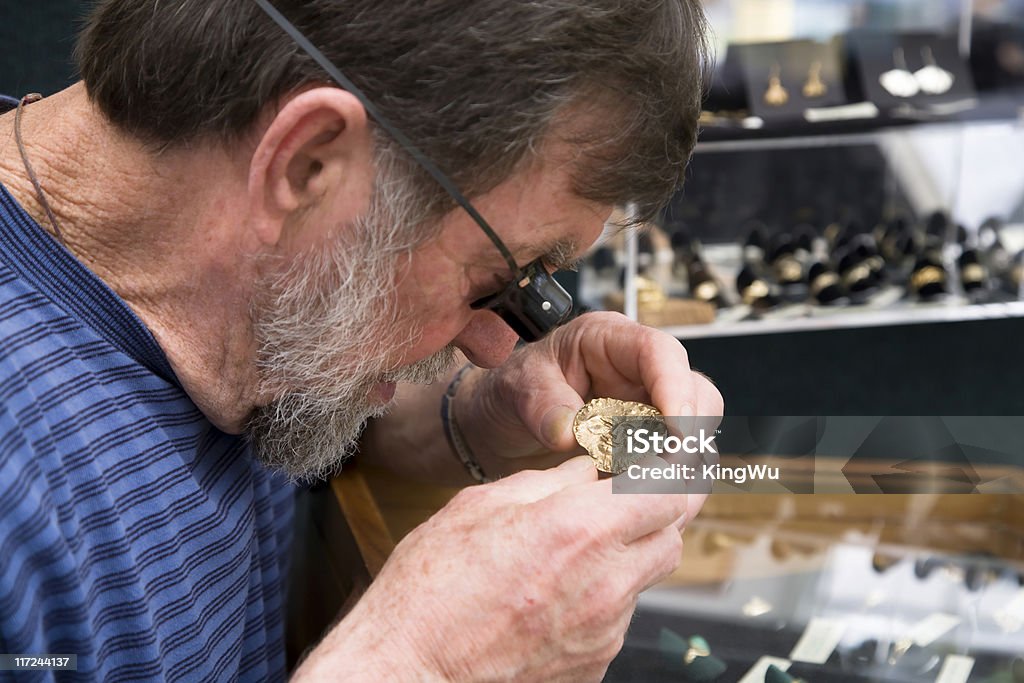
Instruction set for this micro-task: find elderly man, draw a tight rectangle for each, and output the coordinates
[0,0,720,680]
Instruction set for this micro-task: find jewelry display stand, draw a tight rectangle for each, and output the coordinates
[732,40,848,121]
[850,33,976,112]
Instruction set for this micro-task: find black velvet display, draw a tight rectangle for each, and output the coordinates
[0,2,88,97]
[680,317,1024,421]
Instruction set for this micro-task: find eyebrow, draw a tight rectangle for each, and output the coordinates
[541,238,584,271]
[471,234,580,288]
[470,236,581,301]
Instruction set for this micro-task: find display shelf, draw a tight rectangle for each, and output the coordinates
[580,231,1024,342]
[661,300,1024,340]
[695,93,1024,153]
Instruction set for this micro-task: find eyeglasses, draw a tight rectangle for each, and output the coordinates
[254,0,574,342]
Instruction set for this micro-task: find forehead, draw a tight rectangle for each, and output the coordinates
[478,138,611,261]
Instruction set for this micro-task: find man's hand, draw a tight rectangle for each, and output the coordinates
[459,312,724,473]
[292,456,702,682]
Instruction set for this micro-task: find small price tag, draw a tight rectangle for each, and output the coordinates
[907,613,960,647]
[934,654,974,683]
[1006,588,1024,617]
[789,617,845,664]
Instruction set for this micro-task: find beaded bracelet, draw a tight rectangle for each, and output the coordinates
[440,363,493,484]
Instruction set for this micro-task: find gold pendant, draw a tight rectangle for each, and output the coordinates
[802,60,827,98]
[764,64,789,107]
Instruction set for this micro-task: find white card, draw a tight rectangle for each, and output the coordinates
[738,656,792,683]
[908,613,960,647]
[934,654,974,683]
[789,617,845,664]
[1006,588,1024,617]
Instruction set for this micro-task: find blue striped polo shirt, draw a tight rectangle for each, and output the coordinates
[0,173,295,681]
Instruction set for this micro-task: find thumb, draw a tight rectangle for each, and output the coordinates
[517,371,585,453]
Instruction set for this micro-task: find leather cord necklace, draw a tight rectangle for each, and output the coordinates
[14,93,66,245]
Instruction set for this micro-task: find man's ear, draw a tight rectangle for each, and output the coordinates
[247,87,373,247]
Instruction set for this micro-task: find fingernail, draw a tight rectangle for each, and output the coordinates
[541,405,577,447]
[677,403,695,417]
[674,512,688,531]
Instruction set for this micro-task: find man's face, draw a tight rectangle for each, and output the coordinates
[247,136,607,481]
[389,138,609,371]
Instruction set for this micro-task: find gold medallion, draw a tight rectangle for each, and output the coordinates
[573,398,665,474]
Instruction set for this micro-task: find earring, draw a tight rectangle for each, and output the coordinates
[764,63,789,106]
[802,60,828,98]
[879,47,919,98]
[914,46,954,94]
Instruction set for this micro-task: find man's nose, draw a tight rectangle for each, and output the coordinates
[453,311,520,368]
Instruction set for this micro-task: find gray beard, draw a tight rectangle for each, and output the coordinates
[246,171,457,482]
[247,342,456,483]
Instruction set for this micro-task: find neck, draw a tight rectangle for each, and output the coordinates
[0,84,261,432]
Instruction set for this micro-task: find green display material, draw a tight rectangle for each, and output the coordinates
[657,628,728,682]
[765,664,796,683]
[658,627,690,659]
[681,653,728,682]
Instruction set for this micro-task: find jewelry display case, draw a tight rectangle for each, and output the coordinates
[570,0,1024,418]
[577,0,1024,341]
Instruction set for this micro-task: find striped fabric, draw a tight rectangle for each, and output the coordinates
[0,174,295,682]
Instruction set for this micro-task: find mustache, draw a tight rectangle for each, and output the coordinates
[382,344,458,385]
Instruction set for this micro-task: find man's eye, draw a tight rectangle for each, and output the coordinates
[470,290,499,310]
[469,270,515,307]
[469,282,504,309]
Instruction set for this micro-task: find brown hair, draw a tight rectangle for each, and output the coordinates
[76,0,708,223]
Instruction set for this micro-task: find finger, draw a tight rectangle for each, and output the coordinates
[643,338,699,419]
[628,524,685,593]
[510,358,586,452]
[692,370,724,427]
[496,449,586,473]
[541,475,690,544]
[683,491,708,522]
[586,322,698,417]
[486,455,598,503]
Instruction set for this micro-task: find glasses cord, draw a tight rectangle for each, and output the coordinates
[14,94,66,246]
